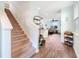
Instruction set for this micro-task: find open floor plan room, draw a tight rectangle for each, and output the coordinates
[0,1,79,58]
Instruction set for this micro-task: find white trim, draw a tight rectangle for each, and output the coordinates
[35,48,39,53]
[73,46,79,58]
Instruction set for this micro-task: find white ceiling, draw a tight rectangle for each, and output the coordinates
[9,1,74,19]
[30,1,73,12]
[30,1,74,19]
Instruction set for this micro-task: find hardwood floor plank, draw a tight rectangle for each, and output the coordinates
[32,34,76,58]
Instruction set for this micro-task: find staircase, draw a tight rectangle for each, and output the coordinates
[5,8,35,58]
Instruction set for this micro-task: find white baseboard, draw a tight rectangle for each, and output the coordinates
[73,47,79,58]
[35,48,39,53]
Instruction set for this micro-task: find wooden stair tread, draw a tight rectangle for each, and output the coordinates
[12,42,31,54]
[12,43,27,53]
[12,32,24,35]
[12,43,34,58]
[12,38,27,44]
[18,46,35,58]
[12,39,29,49]
[12,28,22,30]
[12,29,22,31]
[12,36,26,41]
[12,31,24,34]
[12,34,26,37]
[12,35,26,40]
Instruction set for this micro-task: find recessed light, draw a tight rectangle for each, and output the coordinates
[37,8,40,10]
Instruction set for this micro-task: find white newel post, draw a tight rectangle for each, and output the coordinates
[0,12,13,58]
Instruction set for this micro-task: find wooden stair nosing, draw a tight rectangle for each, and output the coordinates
[12,44,33,58]
[12,42,31,54]
[12,38,27,44]
[12,34,26,37]
[12,39,29,48]
[11,36,27,41]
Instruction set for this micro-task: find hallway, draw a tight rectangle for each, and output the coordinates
[32,34,76,58]
[1,1,79,58]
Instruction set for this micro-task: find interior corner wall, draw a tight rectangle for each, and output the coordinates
[61,6,73,43]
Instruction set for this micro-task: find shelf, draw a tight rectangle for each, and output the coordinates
[65,40,73,43]
[64,41,73,46]
[64,31,73,47]
[64,37,73,41]
[64,35,73,38]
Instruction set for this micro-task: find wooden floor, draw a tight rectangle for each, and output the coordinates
[32,34,76,58]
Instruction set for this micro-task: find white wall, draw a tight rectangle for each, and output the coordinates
[61,6,74,43]
[73,2,79,57]
[74,19,79,57]
[61,2,79,57]
[0,2,5,57]
[0,14,1,58]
